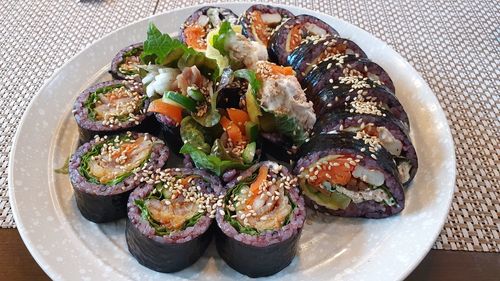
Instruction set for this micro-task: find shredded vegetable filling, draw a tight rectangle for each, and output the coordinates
[82,134,153,185]
[134,172,223,235]
[299,154,396,209]
[225,164,296,234]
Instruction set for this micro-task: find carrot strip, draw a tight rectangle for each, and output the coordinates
[246,166,269,205]
[310,158,354,186]
[184,25,207,50]
[147,99,183,124]
[227,108,249,131]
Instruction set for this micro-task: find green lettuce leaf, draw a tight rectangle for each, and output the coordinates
[179,143,250,176]
[141,22,219,78]
[234,69,261,97]
[192,87,221,127]
[273,114,308,146]
[180,116,212,154]
[211,21,235,56]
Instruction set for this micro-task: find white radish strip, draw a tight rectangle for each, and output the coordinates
[352,165,385,187]
[261,13,282,24]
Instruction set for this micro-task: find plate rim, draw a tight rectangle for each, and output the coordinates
[8,2,456,280]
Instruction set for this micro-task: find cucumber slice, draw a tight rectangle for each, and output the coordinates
[242,142,256,164]
[163,91,197,112]
[245,88,261,124]
[245,122,259,142]
[187,87,205,102]
[300,179,351,210]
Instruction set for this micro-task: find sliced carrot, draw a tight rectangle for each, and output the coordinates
[246,165,269,205]
[184,25,207,50]
[221,115,245,143]
[227,108,249,131]
[251,11,270,45]
[269,64,295,76]
[220,116,232,130]
[179,175,195,187]
[111,142,139,159]
[288,24,303,51]
[310,158,355,186]
[226,123,244,143]
[147,99,183,125]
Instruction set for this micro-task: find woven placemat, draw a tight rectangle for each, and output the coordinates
[0,0,498,252]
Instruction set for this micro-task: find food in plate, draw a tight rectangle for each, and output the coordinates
[126,168,222,272]
[68,132,169,222]
[295,132,404,218]
[72,80,152,142]
[313,98,417,185]
[239,4,295,48]
[63,3,419,276]
[312,77,409,125]
[215,161,305,277]
[268,14,339,65]
[109,43,144,80]
[287,36,367,82]
[180,6,238,51]
[303,54,396,99]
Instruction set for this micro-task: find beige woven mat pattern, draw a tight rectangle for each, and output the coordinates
[0,0,498,252]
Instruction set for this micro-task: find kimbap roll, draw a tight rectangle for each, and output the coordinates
[69,132,169,223]
[287,36,366,82]
[73,80,152,142]
[215,161,305,277]
[250,62,316,157]
[295,132,404,218]
[239,4,294,48]
[303,55,395,99]
[180,6,238,51]
[268,15,339,65]
[314,76,409,125]
[109,43,143,80]
[179,109,261,179]
[126,168,223,272]
[313,99,417,185]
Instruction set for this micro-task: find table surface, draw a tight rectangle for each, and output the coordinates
[0,229,498,281]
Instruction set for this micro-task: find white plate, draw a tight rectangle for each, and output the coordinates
[9,2,455,281]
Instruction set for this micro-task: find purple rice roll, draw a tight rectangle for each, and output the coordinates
[215,161,306,277]
[73,80,154,142]
[109,43,143,80]
[287,36,367,82]
[313,100,417,186]
[69,132,169,223]
[154,112,183,152]
[179,6,238,51]
[295,132,405,218]
[303,54,395,100]
[239,4,294,48]
[268,14,339,65]
[314,77,409,126]
[126,168,223,272]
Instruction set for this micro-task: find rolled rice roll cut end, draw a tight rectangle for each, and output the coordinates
[216,161,306,277]
[126,168,223,272]
[295,132,405,218]
[69,132,169,223]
